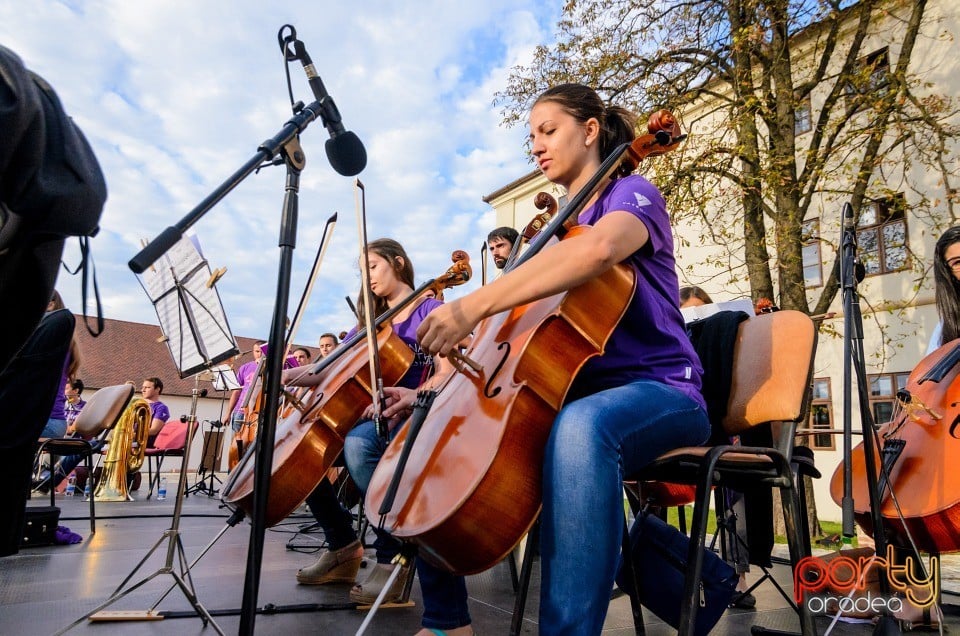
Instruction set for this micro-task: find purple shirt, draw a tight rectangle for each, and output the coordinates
[48,354,71,420]
[150,400,170,424]
[568,174,705,409]
[393,298,442,389]
[64,397,86,426]
[233,360,259,414]
[345,297,442,390]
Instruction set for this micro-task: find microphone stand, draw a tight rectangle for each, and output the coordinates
[838,203,901,636]
[129,104,325,636]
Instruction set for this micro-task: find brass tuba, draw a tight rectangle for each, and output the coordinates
[95,397,151,502]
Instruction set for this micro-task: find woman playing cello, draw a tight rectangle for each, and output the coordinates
[410,83,711,634]
[926,226,960,355]
[340,239,465,631]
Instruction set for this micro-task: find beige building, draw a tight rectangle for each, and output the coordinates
[484,0,960,522]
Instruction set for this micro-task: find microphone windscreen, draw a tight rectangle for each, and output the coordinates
[326,132,367,176]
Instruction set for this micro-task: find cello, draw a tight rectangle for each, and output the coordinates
[227,354,267,470]
[830,338,960,553]
[221,252,473,527]
[366,111,685,574]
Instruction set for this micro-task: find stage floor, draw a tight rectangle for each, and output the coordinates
[2,478,957,635]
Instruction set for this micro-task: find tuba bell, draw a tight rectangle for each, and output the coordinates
[95,397,151,502]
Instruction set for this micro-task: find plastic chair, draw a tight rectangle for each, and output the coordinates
[627,310,819,636]
[144,420,189,499]
[35,384,134,533]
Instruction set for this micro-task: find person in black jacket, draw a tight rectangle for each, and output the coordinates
[0,45,106,374]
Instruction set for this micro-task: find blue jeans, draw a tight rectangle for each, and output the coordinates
[344,419,471,631]
[40,417,66,439]
[539,379,710,635]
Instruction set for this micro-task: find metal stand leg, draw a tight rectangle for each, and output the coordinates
[53,378,224,636]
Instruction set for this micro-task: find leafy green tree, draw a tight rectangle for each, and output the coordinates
[498,0,957,315]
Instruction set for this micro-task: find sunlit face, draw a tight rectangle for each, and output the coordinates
[318,336,337,357]
[528,100,599,191]
[488,237,514,269]
[945,242,960,282]
[141,381,158,400]
[252,343,264,361]
[366,251,401,298]
[292,349,310,365]
[64,382,79,401]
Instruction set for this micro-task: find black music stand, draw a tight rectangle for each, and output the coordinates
[187,420,225,497]
[54,235,237,636]
[187,365,238,497]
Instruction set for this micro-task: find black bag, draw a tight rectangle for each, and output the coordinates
[0,46,107,372]
[20,505,60,547]
[617,511,738,635]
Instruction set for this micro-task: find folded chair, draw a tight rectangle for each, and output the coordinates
[144,420,189,500]
[628,309,818,636]
[35,384,134,533]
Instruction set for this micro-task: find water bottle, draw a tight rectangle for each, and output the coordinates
[65,474,76,497]
[83,479,92,500]
[157,477,168,500]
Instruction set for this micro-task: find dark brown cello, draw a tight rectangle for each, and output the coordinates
[366,111,685,574]
[830,338,960,553]
[221,252,473,527]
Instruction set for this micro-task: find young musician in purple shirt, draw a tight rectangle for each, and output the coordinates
[416,83,710,635]
[339,238,465,633]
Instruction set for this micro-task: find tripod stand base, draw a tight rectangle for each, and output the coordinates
[90,610,164,622]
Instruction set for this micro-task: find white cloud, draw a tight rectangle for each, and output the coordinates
[1,0,561,349]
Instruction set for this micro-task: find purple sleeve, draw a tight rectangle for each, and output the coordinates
[604,176,670,256]
[151,402,170,423]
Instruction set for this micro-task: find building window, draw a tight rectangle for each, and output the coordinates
[809,378,834,450]
[857,194,908,275]
[802,219,822,287]
[795,95,812,135]
[867,372,910,426]
[845,48,890,106]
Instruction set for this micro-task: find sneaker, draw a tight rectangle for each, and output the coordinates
[731,590,756,609]
[349,561,413,605]
[296,540,364,585]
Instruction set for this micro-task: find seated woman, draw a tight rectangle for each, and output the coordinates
[341,238,468,635]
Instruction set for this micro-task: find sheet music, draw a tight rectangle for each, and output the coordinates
[211,364,241,391]
[140,236,239,378]
[680,298,755,324]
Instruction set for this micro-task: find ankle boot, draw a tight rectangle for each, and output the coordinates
[296,539,364,585]
[349,561,414,604]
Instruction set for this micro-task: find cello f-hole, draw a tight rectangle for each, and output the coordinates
[483,342,511,399]
[949,415,960,440]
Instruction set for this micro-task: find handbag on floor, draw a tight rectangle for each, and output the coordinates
[20,506,60,547]
[617,510,738,635]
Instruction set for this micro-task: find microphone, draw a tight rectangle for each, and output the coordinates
[842,201,854,231]
[291,39,367,177]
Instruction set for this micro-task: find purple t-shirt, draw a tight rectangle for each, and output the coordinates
[568,174,705,409]
[150,400,170,424]
[345,297,442,390]
[233,360,259,414]
[48,354,71,420]
[65,397,86,426]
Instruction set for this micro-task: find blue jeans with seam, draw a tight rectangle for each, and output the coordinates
[344,419,471,631]
[539,379,710,635]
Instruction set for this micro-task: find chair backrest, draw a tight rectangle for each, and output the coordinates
[151,420,188,451]
[721,310,817,445]
[72,384,135,437]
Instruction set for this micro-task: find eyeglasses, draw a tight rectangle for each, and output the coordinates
[947,258,960,271]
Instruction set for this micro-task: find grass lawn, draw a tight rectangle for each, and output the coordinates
[631,503,858,548]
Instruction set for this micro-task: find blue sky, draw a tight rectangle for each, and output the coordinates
[1,0,562,348]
